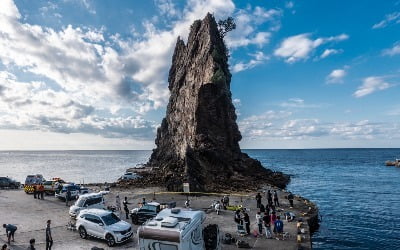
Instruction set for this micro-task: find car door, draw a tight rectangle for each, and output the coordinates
[84,214,102,237]
[90,215,105,238]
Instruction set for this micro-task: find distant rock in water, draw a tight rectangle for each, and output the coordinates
[142,13,289,192]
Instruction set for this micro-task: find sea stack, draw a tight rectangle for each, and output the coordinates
[147,13,289,192]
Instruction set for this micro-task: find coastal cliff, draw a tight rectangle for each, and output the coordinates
[143,14,289,192]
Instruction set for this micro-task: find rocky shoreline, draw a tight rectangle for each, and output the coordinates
[118,165,290,192]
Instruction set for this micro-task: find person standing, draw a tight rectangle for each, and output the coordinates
[185,198,190,208]
[33,185,37,199]
[123,197,130,219]
[28,238,35,250]
[243,212,250,235]
[65,189,71,206]
[3,224,17,244]
[263,212,272,238]
[273,190,279,207]
[267,190,273,207]
[39,184,45,200]
[115,195,121,211]
[274,216,284,240]
[45,220,53,250]
[214,201,221,215]
[255,212,263,235]
[270,211,277,233]
[255,193,262,209]
[288,193,294,208]
[234,210,242,225]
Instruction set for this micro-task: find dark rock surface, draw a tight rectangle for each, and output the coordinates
[133,13,289,192]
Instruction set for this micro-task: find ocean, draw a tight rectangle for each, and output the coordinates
[0,149,399,249]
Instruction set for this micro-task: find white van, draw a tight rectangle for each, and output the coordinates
[138,208,208,250]
[69,192,108,217]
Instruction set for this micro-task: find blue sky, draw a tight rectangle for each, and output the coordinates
[0,0,399,150]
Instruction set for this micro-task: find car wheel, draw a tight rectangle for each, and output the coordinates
[79,226,87,239]
[106,234,116,247]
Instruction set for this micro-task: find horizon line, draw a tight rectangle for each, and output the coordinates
[0,147,399,151]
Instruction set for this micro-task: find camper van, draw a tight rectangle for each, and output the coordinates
[137,208,207,250]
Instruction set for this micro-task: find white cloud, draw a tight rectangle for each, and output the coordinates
[279,98,321,108]
[231,51,269,73]
[382,42,400,56]
[353,76,393,98]
[320,48,342,58]
[154,0,180,18]
[372,12,400,29]
[326,69,346,84]
[274,33,348,63]
[239,111,400,142]
[226,6,281,48]
[0,0,254,140]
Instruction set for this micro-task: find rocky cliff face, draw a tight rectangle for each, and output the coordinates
[146,13,289,192]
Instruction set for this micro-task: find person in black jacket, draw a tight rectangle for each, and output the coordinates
[267,190,273,207]
[288,193,294,208]
[28,238,35,250]
[123,197,130,219]
[45,220,53,250]
[263,211,272,238]
[255,193,262,208]
[243,212,250,235]
[234,210,242,225]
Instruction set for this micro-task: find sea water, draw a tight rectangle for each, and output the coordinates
[0,148,399,249]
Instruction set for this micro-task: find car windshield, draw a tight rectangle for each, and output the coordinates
[101,213,120,226]
[75,199,85,207]
[141,205,157,212]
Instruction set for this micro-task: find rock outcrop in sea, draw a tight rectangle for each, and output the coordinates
[134,14,289,192]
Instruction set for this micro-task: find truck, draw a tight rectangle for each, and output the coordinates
[24,174,45,194]
[137,208,219,250]
[43,177,65,194]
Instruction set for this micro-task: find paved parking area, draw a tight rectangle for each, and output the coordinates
[0,187,314,250]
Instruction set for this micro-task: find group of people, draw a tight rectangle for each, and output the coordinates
[255,210,284,240]
[256,190,280,209]
[115,195,145,220]
[2,219,53,250]
[234,209,251,234]
[33,184,45,200]
[231,189,297,240]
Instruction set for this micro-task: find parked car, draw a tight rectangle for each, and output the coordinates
[43,178,65,194]
[55,183,89,201]
[0,177,20,189]
[130,201,176,225]
[130,201,161,225]
[119,172,138,180]
[69,192,108,217]
[76,208,133,247]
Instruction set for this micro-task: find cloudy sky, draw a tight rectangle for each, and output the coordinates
[0,0,399,150]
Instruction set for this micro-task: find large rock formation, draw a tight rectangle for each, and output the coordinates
[145,13,289,192]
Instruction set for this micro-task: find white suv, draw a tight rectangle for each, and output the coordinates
[69,192,107,217]
[76,209,133,247]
